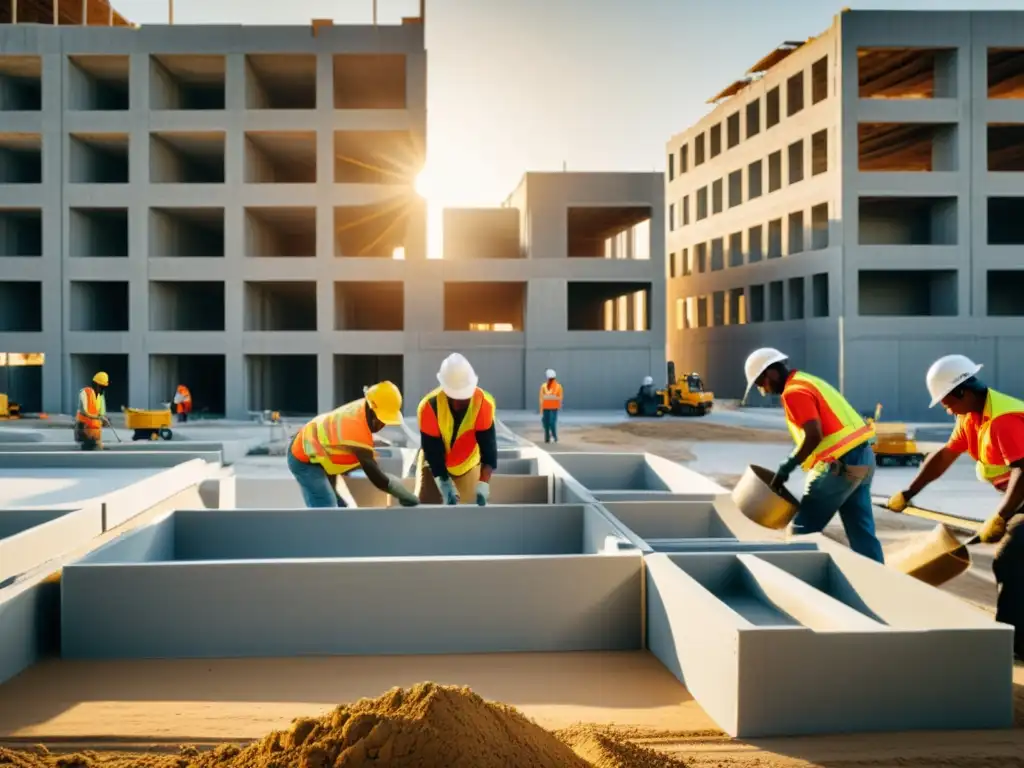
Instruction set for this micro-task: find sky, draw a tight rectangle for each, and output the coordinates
[116,0,1024,255]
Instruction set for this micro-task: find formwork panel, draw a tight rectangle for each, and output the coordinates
[0,506,103,583]
[552,452,725,501]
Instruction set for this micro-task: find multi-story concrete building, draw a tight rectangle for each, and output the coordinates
[666,9,1024,420]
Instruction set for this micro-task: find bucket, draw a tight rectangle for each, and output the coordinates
[732,464,800,530]
[887,523,972,587]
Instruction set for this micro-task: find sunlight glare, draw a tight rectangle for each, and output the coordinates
[392,247,406,260]
[415,168,431,199]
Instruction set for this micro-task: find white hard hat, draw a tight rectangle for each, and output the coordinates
[545,369,556,379]
[744,347,788,391]
[643,375,654,386]
[926,354,983,407]
[437,352,479,400]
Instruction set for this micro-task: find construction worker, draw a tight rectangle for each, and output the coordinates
[887,354,1024,660]
[636,375,659,416]
[744,348,884,563]
[173,384,192,423]
[416,352,498,505]
[75,372,110,451]
[288,381,419,508]
[539,368,563,443]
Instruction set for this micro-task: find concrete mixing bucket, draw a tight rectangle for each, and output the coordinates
[732,464,800,530]
[887,522,972,587]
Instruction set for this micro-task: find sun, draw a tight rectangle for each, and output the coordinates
[414,168,432,200]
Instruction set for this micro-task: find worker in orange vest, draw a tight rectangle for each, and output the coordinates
[75,371,111,451]
[288,381,419,508]
[416,353,498,506]
[539,368,563,443]
[173,384,192,423]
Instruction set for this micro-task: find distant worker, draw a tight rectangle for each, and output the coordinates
[288,381,419,508]
[417,353,498,506]
[539,368,563,444]
[173,384,192,423]
[635,375,659,417]
[744,348,884,563]
[75,371,111,452]
[887,355,1024,661]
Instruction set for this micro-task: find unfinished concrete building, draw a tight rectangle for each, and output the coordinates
[666,9,1024,420]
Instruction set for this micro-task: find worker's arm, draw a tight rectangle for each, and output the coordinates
[354,448,390,492]
[420,433,449,480]
[903,446,959,498]
[788,418,824,469]
[993,462,1024,523]
[477,424,498,483]
[771,390,822,487]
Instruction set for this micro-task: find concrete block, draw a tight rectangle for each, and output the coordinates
[0,451,223,470]
[553,452,726,501]
[0,573,59,686]
[0,506,103,583]
[98,459,223,530]
[645,551,1014,738]
[198,472,236,509]
[0,440,251,464]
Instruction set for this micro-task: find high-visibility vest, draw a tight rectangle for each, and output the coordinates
[783,372,875,470]
[971,389,1024,490]
[175,385,192,413]
[540,381,563,410]
[290,399,374,476]
[418,386,496,477]
[76,386,105,430]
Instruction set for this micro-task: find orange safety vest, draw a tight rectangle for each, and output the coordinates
[970,389,1024,490]
[540,380,563,411]
[76,386,104,430]
[418,386,496,477]
[176,385,192,414]
[783,372,875,470]
[290,399,374,475]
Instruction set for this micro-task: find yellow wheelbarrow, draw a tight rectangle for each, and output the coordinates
[123,405,173,441]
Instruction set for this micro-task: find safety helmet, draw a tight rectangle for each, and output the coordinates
[545,369,556,379]
[364,380,404,426]
[437,353,478,400]
[743,347,788,391]
[925,354,983,408]
[643,375,654,386]
[93,371,109,387]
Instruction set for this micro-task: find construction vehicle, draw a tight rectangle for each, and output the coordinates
[625,361,715,418]
[864,403,924,467]
[0,394,21,420]
[123,405,173,441]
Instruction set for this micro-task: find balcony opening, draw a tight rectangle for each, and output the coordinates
[0,133,41,183]
[746,100,760,138]
[769,281,784,321]
[679,144,688,173]
[727,288,746,325]
[788,211,804,255]
[0,209,42,257]
[748,225,763,263]
[334,281,404,331]
[444,282,525,332]
[334,354,404,405]
[150,131,225,184]
[334,198,412,258]
[711,179,723,214]
[149,208,225,258]
[767,218,782,258]
[695,242,707,273]
[812,56,828,104]
[750,284,765,323]
[988,125,1024,172]
[811,129,828,175]
[858,123,958,172]
[987,270,1024,316]
[811,203,829,250]
[245,54,316,110]
[245,207,316,258]
[859,196,957,245]
[748,160,762,199]
[694,134,705,165]
[988,49,1024,99]
[149,281,225,331]
[150,354,226,416]
[710,123,721,158]
[786,71,804,116]
[150,55,225,110]
[788,140,804,184]
[766,87,780,128]
[788,277,805,320]
[729,231,743,267]
[244,281,317,331]
[989,197,1024,244]
[710,237,724,271]
[711,291,725,326]
[71,354,128,410]
[67,55,129,111]
[567,281,651,332]
[69,133,129,183]
[696,187,708,220]
[0,353,44,414]
[244,132,317,184]
[70,281,129,331]
[443,208,521,259]
[768,150,782,192]
[246,355,317,416]
[727,112,740,149]
[69,208,128,258]
[566,206,652,260]
[812,273,829,318]
[858,269,957,316]
[0,56,42,111]
[728,170,742,208]
[858,48,956,99]
[333,54,406,109]
[334,130,420,184]
[0,281,41,332]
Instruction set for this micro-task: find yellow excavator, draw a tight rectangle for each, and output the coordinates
[0,393,21,420]
[625,361,714,418]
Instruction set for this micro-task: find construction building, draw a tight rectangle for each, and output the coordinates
[666,9,1024,420]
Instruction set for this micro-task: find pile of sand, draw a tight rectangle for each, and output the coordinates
[558,726,689,768]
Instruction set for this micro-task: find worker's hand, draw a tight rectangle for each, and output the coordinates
[978,513,1008,545]
[887,490,914,513]
[386,476,419,507]
[770,457,799,491]
[475,481,490,507]
[434,476,460,505]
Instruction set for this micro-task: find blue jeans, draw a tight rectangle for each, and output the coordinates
[792,442,884,563]
[542,409,559,442]
[287,450,347,508]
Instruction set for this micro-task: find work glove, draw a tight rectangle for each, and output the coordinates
[476,481,490,507]
[434,476,460,505]
[978,513,1008,544]
[887,490,914,513]
[386,476,419,507]
[771,456,800,491]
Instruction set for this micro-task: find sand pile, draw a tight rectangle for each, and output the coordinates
[558,726,689,768]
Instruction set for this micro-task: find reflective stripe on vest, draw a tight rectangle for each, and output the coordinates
[76,387,103,429]
[784,372,875,470]
[419,387,496,477]
[290,399,374,475]
[974,389,1024,488]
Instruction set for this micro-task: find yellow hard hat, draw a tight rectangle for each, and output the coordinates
[364,381,403,426]
[93,371,109,387]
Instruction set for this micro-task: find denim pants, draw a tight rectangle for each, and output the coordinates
[541,409,559,442]
[993,513,1024,659]
[791,442,885,563]
[287,450,347,508]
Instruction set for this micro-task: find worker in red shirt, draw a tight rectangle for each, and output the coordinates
[888,354,1024,660]
[744,348,884,563]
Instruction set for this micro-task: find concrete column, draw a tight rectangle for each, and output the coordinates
[317,351,333,412]
[224,280,245,418]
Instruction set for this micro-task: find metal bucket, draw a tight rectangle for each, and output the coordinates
[888,523,972,587]
[732,464,800,530]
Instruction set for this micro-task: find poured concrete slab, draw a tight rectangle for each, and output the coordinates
[0,507,103,584]
[0,451,223,469]
[0,441,251,465]
[0,469,159,508]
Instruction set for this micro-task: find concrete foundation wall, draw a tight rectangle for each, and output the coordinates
[0,505,103,583]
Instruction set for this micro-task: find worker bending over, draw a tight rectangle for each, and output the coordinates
[744,348,884,563]
[539,368,563,444]
[173,384,192,423]
[417,353,498,505]
[75,372,111,452]
[288,381,419,508]
[887,355,1024,661]
[635,375,659,417]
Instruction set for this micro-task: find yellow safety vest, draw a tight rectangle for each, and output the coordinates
[784,371,875,470]
[418,387,496,477]
[291,399,374,476]
[974,389,1024,488]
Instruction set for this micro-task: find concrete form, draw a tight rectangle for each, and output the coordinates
[666,10,1024,420]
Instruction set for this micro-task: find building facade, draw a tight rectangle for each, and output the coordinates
[666,9,1024,420]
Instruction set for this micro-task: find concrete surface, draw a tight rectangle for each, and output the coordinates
[0,468,159,508]
[0,506,102,584]
[552,451,727,501]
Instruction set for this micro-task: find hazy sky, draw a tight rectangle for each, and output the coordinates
[115,0,1024,253]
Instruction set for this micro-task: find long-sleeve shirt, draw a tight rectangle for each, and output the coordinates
[421,404,498,480]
